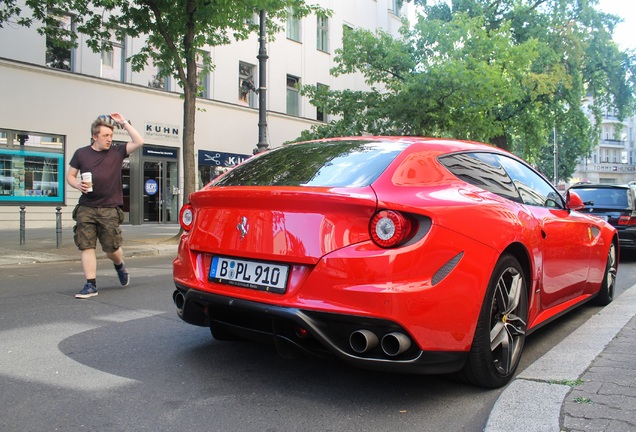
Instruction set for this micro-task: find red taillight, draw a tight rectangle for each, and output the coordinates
[179,204,194,230]
[370,210,412,248]
[618,215,636,226]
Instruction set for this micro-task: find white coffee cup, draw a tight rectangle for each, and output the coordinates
[81,172,93,192]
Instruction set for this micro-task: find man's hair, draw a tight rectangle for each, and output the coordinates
[91,119,114,138]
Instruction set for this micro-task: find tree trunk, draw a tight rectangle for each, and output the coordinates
[182,85,197,205]
[490,135,509,151]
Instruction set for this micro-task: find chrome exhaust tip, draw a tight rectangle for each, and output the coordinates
[381,332,412,356]
[349,329,379,354]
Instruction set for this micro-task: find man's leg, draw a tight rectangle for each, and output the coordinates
[74,206,99,299]
[81,248,98,279]
[106,247,124,266]
[107,247,129,287]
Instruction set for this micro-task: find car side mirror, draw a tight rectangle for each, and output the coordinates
[566,190,585,211]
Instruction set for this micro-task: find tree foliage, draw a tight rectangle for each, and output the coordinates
[1,0,326,200]
[299,0,636,182]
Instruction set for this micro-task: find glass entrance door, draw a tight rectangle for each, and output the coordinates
[143,160,178,223]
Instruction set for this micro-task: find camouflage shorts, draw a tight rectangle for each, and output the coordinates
[73,205,124,252]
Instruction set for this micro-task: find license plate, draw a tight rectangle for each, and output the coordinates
[209,256,290,294]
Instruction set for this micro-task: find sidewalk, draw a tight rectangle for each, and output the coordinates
[0,224,180,266]
[486,284,636,432]
[0,225,634,431]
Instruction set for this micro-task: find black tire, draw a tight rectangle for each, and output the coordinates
[592,241,617,306]
[460,254,528,388]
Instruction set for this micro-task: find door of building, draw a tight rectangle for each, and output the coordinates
[143,159,178,223]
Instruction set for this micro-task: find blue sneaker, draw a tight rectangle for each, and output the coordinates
[116,262,129,287]
[75,282,98,299]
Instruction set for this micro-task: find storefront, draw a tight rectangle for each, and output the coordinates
[0,130,66,207]
[198,149,250,187]
[138,145,179,224]
[0,123,181,226]
[121,121,181,225]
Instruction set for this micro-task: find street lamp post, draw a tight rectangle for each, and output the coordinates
[553,123,558,185]
[255,9,269,154]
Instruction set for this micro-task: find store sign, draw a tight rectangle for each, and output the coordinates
[143,146,178,159]
[590,164,636,172]
[198,150,250,168]
[144,122,181,143]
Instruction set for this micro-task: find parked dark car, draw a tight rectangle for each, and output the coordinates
[567,183,636,249]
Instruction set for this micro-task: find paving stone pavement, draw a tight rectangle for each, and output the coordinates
[486,285,636,432]
[561,314,636,432]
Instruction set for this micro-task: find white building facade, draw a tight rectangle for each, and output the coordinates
[0,0,408,228]
[569,100,636,186]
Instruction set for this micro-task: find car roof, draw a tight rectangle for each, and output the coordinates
[569,183,631,189]
[305,136,514,158]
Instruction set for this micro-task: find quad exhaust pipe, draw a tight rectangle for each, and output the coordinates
[349,329,411,356]
[381,332,412,356]
[173,290,185,317]
[349,329,379,354]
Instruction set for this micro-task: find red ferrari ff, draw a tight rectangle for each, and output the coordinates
[172,137,618,388]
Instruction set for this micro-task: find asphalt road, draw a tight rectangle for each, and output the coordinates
[1,252,634,432]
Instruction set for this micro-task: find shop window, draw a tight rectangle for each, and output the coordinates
[0,130,65,205]
[197,150,250,189]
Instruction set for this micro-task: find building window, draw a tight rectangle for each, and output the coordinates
[197,50,211,99]
[286,75,300,116]
[391,0,404,15]
[45,13,74,71]
[147,64,170,91]
[286,8,301,42]
[342,24,354,53]
[101,33,125,82]
[0,130,65,205]
[317,15,329,53]
[316,83,329,122]
[239,62,257,108]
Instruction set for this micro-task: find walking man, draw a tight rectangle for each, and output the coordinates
[66,112,144,299]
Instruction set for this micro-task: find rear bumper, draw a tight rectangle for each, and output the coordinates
[617,228,636,249]
[173,284,468,375]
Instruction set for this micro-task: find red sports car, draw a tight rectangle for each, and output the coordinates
[172,137,618,388]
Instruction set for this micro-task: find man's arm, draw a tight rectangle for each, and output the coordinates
[109,112,144,155]
[67,166,84,192]
[121,121,144,155]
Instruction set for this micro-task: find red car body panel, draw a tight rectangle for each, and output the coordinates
[172,136,617,375]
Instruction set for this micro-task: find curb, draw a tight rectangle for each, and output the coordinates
[485,285,636,431]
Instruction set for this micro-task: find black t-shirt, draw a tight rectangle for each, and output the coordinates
[69,144,128,208]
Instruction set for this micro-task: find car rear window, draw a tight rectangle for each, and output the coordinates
[572,188,629,208]
[211,140,408,187]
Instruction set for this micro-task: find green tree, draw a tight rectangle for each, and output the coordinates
[1,0,325,201]
[299,0,636,182]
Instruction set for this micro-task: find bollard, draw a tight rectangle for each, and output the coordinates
[19,205,26,245]
[56,206,62,249]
